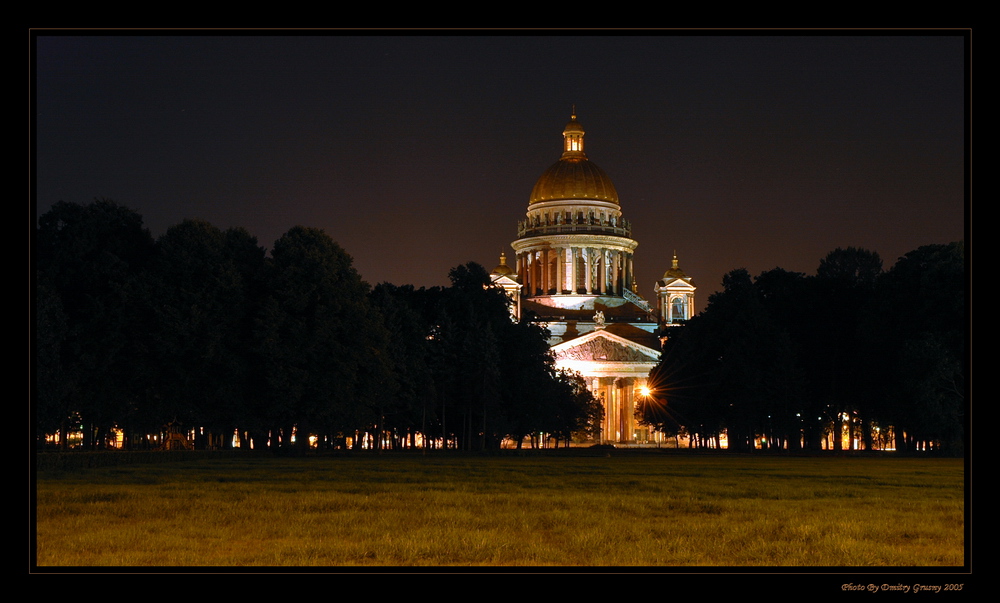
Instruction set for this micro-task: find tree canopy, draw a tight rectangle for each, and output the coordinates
[642,243,966,454]
[35,202,599,452]
[36,200,961,454]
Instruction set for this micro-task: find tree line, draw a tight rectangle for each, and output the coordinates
[35,199,601,452]
[642,244,966,454]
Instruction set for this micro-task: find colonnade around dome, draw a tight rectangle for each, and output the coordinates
[512,237,636,299]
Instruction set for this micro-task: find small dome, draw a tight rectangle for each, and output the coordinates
[492,251,514,276]
[563,117,584,136]
[662,253,690,280]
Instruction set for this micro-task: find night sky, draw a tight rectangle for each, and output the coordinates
[34,33,967,299]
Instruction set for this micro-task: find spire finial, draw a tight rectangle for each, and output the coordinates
[571,104,576,120]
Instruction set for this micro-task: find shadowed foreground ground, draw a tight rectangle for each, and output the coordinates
[35,452,965,567]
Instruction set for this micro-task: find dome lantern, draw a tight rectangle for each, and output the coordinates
[562,113,586,157]
[528,113,619,206]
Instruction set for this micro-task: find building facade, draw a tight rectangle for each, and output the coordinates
[494,114,695,444]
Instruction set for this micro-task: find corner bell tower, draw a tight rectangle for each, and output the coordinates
[655,252,696,325]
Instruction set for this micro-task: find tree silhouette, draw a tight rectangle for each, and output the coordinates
[36,199,155,449]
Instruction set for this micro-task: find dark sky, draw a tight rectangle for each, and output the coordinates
[34,33,967,300]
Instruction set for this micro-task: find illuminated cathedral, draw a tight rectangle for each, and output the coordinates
[492,113,696,444]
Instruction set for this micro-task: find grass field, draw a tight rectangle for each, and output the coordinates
[34,452,965,567]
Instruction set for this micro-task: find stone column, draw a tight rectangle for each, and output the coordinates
[556,247,564,294]
[528,251,536,296]
[604,249,612,295]
[520,252,527,295]
[552,247,559,294]
[596,248,604,295]
[569,247,577,295]
[523,252,530,296]
[541,248,549,294]
[613,250,622,295]
[537,251,543,296]
[574,247,581,293]
[596,249,604,295]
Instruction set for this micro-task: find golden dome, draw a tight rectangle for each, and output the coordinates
[662,252,691,280]
[528,115,619,206]
[492,251,514,276]
[562,117,584,136]
[529,158,619,205]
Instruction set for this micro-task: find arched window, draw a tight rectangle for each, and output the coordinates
[671,296,686,321]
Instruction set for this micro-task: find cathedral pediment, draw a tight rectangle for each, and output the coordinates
[551,329,660,364]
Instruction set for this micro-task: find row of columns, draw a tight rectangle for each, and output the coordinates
[517,246,634,297]
[593,377,644,443]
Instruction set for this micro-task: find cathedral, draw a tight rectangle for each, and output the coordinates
[492,113,696,444]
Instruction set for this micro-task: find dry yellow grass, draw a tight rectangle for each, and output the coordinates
[35,453,965,567]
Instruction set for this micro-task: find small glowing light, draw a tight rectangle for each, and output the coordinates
[639,386,651,397]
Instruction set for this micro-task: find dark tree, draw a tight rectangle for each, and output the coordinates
[254,226,390,452]
[435,263,509,451]
[35,275,71,445]
[548,369,603,447]
[816,246,883,286]
[871,242,965,453]
[146,219,266,449]
[369,283,436,450]
[805,247,883,450]
[36,199,155,449]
